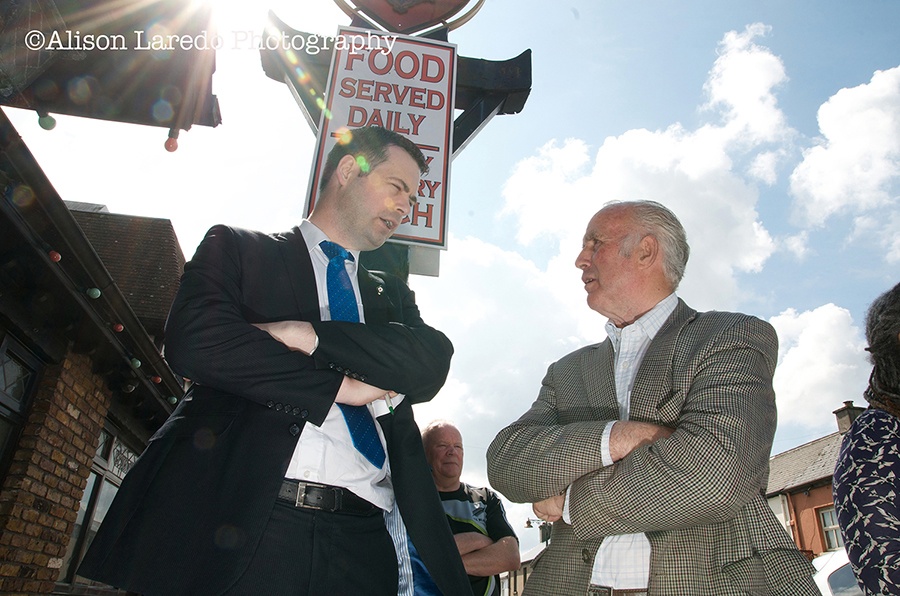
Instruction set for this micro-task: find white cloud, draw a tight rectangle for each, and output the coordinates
[495,24,791,311]
[748,150,780,185]
[790,66,900,227]
[411,234,600,482]
[782,231,811,260]
[851,211,900,263]
[770,305,869,434]
[703,23,790,146]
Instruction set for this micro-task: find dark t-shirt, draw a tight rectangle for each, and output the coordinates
[439,483,518,596]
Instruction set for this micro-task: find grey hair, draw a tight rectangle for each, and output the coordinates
[608,200,690,289]
[421,419,459,449]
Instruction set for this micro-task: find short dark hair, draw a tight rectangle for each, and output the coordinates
[864,282,900,406]
[318,126,429,193]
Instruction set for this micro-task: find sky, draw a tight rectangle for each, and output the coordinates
[5,0,900,553]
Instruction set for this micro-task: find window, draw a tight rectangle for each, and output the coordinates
[0,333,41,479]
[820,506,844,550]
[59,427,140,584]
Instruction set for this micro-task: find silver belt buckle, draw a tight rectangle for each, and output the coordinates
[295,482,307,508]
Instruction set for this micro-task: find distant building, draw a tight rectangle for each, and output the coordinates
[500,541,544,596]
[0,109,185,594]
[766,401,866,559]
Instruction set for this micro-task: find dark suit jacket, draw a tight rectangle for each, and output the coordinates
[487,299,819,595]
[79,225,472,596]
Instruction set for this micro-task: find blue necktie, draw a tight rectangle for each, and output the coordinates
[320,240,386,469]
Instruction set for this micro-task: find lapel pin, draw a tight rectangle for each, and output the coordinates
[377,285,384,295]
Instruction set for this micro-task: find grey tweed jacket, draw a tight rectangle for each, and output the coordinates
[487,299,820,596]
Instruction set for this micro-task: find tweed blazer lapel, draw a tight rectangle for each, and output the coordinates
[276,226,321,322]
[582,341,619,419]
[629,299,698,423]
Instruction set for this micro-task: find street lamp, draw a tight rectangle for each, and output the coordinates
[524,518,551,544]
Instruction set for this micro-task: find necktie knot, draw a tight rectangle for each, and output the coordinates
[320,240,354,264]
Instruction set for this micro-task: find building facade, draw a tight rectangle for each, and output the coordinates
[766,401,866,559]
[0,109,184,594]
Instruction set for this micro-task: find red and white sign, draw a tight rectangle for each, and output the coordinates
[306,26,456,248]
[333,0,474,35]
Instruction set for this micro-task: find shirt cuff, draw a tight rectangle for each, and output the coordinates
[372,393,405,416]
[562,486,572,524]
[601,420,616,467]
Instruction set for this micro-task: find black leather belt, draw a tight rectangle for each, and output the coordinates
[278,479,378,516]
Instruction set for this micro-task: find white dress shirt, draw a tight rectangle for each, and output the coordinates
[565,293,678,589]
[283,220,400,512]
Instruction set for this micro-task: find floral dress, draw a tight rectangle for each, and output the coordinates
[833,408,900,595]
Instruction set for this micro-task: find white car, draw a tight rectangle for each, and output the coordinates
[812,548,863,596]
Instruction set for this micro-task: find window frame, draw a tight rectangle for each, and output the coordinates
[818,505,844,551]
[59,424,141,585]
[0,332,42,479]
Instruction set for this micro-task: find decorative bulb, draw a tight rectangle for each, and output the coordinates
[164,137,178,152]
[113,323,124,332]
[48,250,61,262]
[168,396,178,404]
[85,287,101,299]
[38,115,56,130]
[151,375,162,384]
[130,357,142,369]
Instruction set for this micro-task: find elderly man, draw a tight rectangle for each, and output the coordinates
[422,420,520,596]
[486,200,819,595]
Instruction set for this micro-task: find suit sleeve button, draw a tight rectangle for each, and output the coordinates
[266,401,274,408]
[289,424,301,436]
[300,409,309,419]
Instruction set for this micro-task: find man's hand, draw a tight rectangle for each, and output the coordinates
[253,321,318,355]
[609,421,674,462]
[533,493,565,522]
[335,377,398,406]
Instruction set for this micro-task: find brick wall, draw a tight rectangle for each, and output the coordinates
[0,351,110,594]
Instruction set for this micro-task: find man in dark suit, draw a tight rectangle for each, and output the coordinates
[78,126,472,595]
[486,201,820,595]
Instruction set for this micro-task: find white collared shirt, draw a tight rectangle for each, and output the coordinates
[569,293,678,589]
[282,220,396,511]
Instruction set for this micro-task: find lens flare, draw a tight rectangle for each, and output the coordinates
[152,99,174,123]
[67,77,94,105]
[11,185,35,208]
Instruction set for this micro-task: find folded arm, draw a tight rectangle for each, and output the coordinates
[165,226,345,424]
[568,316,779,540]
[486,354,611,503]
[455,534,520,578]
[165,226,451,424]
